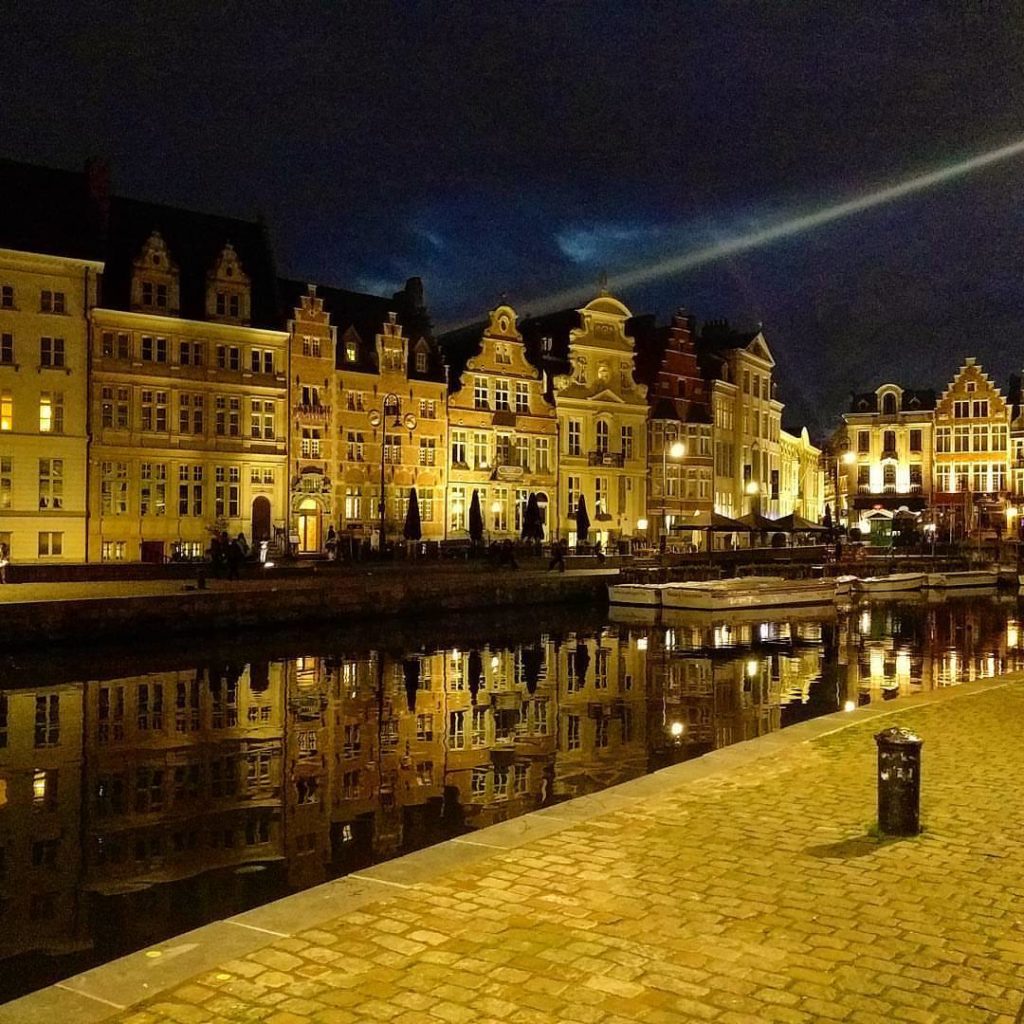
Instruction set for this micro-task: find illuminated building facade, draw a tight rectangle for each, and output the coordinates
[778,427,824,521]
[284,279,447,552]
[699,322,784,520]
[524,292,649,547]
[442,303,558,541]
[932,358,1009,535]
[633,309,713,546]
[89,207,289,563]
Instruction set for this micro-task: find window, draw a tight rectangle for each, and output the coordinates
[250,399,274,439]
[568,420,582,456]
[0,285,12,308]
[595,477,608,515]
[954,425,970,453]
[216,345,241,370]
[178,465,203,516]
[40,290,65,313]
[993,424,1008,451]
[101,461,128,515]
[909,464,923,491]
[140,463,167,516]
[101,540,126,561]
[471,767,488,798]
[344,487,362,521]
[954,400,970,418]
[936,427,951,453]
[38,392,63,433]
[384,433,401,464]
[449,710,466,749]
[0,456,10,509]
[473,431,489,470]
[141,390,168,432]
[140,336,167,363]
[621,426,633,460]
[40,337,65,368]
[492,487,508,531]
[344,339,356,362]
[415,349,428,373]
[474,377,489,410]
[857,430,870,453]
[451,430,467,466]
[416,713,433,741]
[34,694,60,747]
[513,436,530,470]
[936,464,952,493]
[973,400,989,418]
[419,437,436,466]
[973,425,988,452]
[883,464,896,492]
[0,334,12,364]
[449,486,466,532]
[250,349,275,374]
[38,530,63,556]
[881,430,896,454]
[566,715,581,751]
[179,340,202,365]
[515,382,529,413]
[345,391,364,411]
[567,475,580,515]
[857,465,870,492]
[215,466,240,518]
[596,421,609,453]
[347,432,365,461]
[494,380,511,411]
[909,429,922,452]
[0,390,10,431]
[38,458,63,510]
[419,398,437,419]
[495,343,512,365]
[216,396,241,436]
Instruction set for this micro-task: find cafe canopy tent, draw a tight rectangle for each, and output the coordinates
[670,510,752,550]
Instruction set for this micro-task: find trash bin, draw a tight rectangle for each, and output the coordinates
[874,726,922,836]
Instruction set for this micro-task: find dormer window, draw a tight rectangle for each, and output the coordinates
[345,340,357,363]
[206,243,250,324]
[881,393,897,415]
[132,231,180,315]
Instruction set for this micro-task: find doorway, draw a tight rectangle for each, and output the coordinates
[251,496,271,543]
[297,498,321,553]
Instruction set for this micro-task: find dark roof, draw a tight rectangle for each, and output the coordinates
[847,388,937,413]
[437,319,488,390]
[697,319,761,354]
[280,276,445,383]
[0,158,104,261]
[102,196,281,328]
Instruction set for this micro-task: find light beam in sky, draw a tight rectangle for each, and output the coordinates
[439,135,1024,331]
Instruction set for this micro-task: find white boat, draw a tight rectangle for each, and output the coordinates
[834,574,859,597]
[852,573,925,594]
[924,569,999,589]
[607,583,665,607]
[660,577,836,611]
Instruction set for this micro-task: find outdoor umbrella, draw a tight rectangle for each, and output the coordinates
[403,487,422,542]
[468,649,483,702]
[468,489,484,546]
[521,492,544,546]
[823,504,834,536]
[521,644,545,695]
[573,639,590,685]
[575,494,591,546]
[402,658,420,711]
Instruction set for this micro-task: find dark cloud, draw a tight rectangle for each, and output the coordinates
[2,0,1022,436]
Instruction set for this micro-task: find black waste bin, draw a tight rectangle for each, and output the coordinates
[874,726,922,836]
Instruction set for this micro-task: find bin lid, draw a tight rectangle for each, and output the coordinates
[874,725,922,746]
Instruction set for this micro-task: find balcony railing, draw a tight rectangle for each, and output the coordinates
[293,403,331,419]
[588,450,625,467]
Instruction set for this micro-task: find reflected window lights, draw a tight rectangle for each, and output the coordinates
[636,636,648,651]
[1007,620,1019,649]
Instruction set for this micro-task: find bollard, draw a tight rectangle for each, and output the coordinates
[874,726,922,836]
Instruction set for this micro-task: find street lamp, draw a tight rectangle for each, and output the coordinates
[661,439,686,547]
[368,394,416,552]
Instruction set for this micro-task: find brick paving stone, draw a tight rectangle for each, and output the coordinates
[95,681,1024,1024]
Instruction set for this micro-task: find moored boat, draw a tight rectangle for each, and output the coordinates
[924,569,999,589]
[660,577,836,611]
[852,573,925,594]
[607,583,665,606]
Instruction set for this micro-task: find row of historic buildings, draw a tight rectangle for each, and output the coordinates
[0,158,822,562]
[830,357,1024,542]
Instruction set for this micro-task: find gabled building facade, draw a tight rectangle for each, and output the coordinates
[841,384,935,540]
[444,304,558,541]
[89,209,289,563]
[699,323,783,520]
[932,357,1009,535]
[527,293,649,547]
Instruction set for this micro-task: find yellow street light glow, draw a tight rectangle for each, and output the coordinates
[637,517,648,530]
[746,481,759,495]
[670,721,684,737]
[841,451,856,465]
[669,441,686,459]
[746,659,758,677]
[844,700,857,712]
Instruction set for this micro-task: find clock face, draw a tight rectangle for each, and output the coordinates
[499,316,509,333]
[368,410,382,427]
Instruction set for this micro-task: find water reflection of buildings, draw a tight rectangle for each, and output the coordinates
[1,595,1020,999]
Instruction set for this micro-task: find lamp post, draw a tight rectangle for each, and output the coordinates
[661,439,686,549]
[369,394,416,553]
[839,449,856,529]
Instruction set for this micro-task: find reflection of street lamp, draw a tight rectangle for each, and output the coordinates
[839,450,856,527]
[661,440,686,546]
[369,393,416,550]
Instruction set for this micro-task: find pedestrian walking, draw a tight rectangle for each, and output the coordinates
[326,525,338,561]
[594,538,606,565]
[548,539,566,572]
[0,542,9,584]
[236,532,250,559]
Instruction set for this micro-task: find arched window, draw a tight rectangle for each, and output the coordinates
[881,393,897,415]
[596,421,609,453]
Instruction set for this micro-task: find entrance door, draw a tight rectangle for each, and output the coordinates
[251,496,271,543]
[297,498,321,553]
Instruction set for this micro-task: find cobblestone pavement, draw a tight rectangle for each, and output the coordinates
[113,683,1024,1024]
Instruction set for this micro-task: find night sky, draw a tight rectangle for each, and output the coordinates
[3,1,1023,436]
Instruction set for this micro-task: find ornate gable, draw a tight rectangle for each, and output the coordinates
[131,230,180,315]
[206,242,251,324]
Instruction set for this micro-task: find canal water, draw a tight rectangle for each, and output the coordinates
[0,592,1020,1003]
